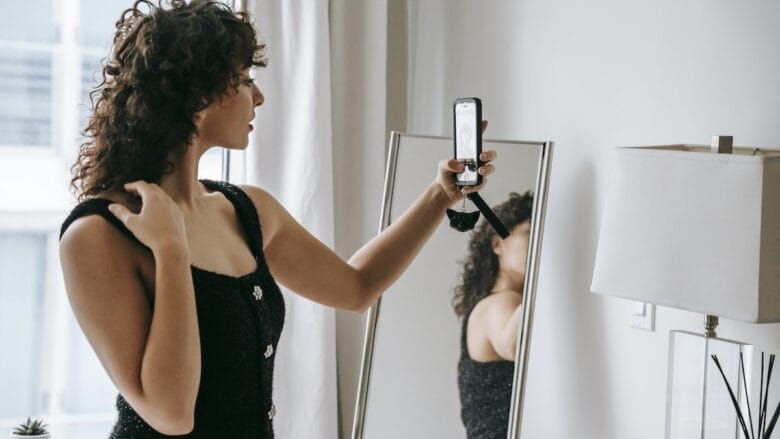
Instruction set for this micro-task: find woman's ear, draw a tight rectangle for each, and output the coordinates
[492,235,502,256]
[193,100,211,125]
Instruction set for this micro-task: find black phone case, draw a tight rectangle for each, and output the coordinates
[452,97,482,186]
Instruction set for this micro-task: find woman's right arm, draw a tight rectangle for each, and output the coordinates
[59,185,200,435]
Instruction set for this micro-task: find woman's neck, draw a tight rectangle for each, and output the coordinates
[159,143,211,211]
[491,269,525,294]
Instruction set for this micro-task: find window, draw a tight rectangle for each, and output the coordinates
[0,233,48,417]
[0,1,54,148]
[0,1,235,437]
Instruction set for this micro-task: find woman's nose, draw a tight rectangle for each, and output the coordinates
[253,84,264,107]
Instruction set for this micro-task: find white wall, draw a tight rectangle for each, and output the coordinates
[401,1,780,438]
[333,1,780,438]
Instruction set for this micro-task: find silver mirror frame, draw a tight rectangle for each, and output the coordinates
[351,132,554,439]
[507,135,553,438]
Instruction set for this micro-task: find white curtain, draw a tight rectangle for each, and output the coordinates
[241,1,338,438]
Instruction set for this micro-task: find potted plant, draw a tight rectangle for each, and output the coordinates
[9,418,50,439]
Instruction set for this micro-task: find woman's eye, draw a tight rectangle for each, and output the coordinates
[245,78,255,86]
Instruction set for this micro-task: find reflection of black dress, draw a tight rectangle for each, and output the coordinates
[457,304,515,439]
[59,179,285,438]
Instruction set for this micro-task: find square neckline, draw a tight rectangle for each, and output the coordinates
[190,263,260,281]
[189,178,261,280]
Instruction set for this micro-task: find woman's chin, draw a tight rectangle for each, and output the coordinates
[224,140,250,150]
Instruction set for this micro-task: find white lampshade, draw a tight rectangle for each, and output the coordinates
[591,144,780,323]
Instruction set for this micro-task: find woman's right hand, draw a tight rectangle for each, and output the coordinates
[107,181,190,255]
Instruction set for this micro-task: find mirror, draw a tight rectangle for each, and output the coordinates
[352,133,553,439]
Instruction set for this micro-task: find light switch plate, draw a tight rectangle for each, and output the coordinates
[630,301,655,331]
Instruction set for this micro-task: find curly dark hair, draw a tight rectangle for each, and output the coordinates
[452,191,534,317]
[70,0,267,201]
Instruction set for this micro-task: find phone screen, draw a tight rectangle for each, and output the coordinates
[455,100,479,184]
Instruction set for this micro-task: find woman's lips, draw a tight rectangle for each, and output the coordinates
[249,124,253,131]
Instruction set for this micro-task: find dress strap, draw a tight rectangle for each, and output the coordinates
[199,179,267,266]
[59,198,145,247]
[460,305,475,351]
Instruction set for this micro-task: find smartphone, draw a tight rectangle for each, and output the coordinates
[453,97,482,186]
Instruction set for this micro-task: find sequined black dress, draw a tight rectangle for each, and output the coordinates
[457,303,515,439]
[59,179,285,438]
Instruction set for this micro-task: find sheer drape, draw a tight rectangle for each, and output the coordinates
[242,1,338,438]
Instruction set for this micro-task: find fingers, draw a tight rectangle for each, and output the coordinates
[123,180,157,199]
[479,149,497,163]
[107,203,132,224]
[477,150,496,177]
[443,158,465,174]
[478,164,495,176]
[110,180,157,223]
[481,120,488,133]
[443,153,494,185]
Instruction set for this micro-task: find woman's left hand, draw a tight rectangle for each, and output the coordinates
[434,120,497,206]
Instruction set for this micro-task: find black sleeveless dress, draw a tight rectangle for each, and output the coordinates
[58,179,285,439]
[457,304,515,439]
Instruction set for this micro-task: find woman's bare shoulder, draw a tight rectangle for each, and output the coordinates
[237,183,273,201]
[472,290,522,317]
[60,209,142,271]
[60,189,146,275]
[237,184,285,244]
[64,188,136,235]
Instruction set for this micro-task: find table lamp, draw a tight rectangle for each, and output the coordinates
[591,136,780,438]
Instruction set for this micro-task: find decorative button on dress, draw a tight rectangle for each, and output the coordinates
[59,179,285,438]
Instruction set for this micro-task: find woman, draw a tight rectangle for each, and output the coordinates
[57,1,496,437]
[454,191,534,439]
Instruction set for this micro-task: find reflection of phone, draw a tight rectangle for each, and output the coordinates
[453,97,482,186]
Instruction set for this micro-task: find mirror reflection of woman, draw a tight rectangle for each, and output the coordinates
[453,192,534,439]
[56,1,497,438]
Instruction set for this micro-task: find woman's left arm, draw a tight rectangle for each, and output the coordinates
[242,123,496,312]
[344,151,496,309]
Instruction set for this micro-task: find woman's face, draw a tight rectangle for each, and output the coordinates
[195,68,264,150]
[493,220,531,278]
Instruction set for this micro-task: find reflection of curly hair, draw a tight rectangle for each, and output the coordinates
[453,191,534,317]
[70,0,267,201]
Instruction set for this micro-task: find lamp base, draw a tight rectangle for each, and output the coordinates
[665,330,753,439]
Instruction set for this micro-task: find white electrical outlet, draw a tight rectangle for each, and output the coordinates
[630,301,655,331]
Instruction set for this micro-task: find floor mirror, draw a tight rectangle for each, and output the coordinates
[351,133,553,439]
